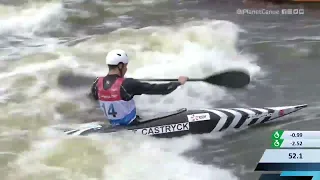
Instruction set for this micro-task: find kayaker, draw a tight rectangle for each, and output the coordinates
[90,49,188,126]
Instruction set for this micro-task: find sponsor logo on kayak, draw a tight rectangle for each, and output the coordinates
[131,122,190,135]
[187,113,210,122]
[279,110,285,116]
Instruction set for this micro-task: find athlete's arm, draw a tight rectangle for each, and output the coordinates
[120,78,181,100]
[89,77,99,101]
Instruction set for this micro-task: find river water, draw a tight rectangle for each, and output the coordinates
[1,0,319,180]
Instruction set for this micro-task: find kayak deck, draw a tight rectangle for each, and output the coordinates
[63,104,308,137]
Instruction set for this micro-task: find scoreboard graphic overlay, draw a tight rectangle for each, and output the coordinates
[255,130,320,180]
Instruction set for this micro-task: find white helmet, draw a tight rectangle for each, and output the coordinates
[105,49,129,65]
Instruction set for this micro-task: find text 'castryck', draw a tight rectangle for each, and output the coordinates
[132,122,190,135]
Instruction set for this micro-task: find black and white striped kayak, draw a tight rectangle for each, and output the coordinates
[64,104,308,138]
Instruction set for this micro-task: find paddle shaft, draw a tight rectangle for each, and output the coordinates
[137,78,202,82]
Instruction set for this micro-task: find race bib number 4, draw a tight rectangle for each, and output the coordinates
[101,103,118,117]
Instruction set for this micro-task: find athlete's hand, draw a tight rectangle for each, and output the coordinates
[178,76,188,85]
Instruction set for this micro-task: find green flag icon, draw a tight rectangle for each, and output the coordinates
[272,130,284,140]
[271,139,284,148]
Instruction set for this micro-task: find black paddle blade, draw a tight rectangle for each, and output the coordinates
[57,72,96,88]
[204,70,250,88]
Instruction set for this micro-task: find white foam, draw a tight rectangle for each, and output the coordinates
[8,133,238,180]
[0,55,78,79]
[0,2,66,36]
[69,20,262,113]
[95,0,168,6]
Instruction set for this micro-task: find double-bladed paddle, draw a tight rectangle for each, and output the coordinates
[57,70,250,89]
[139,70,250,88]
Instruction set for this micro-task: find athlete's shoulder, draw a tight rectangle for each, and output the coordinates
[122,77,141,85]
